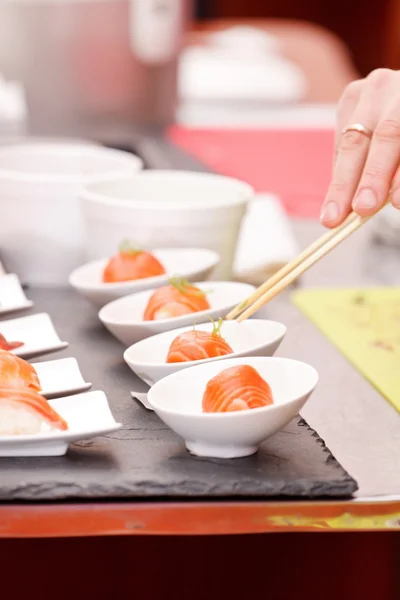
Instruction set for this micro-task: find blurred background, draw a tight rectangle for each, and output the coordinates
[1,7,400,600]
[0,0,368,138]
[195,0,399,75]
[1,0,399,279]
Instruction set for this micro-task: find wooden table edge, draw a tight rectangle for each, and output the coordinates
[0,499,399,537]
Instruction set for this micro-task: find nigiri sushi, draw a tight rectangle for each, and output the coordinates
[166,319,233,363]
[0,333,23,351]
[144,278,210,321]
[0,349,41,391]
[0,386,68,435]
[103,240,166,283]
[202,365,274,413]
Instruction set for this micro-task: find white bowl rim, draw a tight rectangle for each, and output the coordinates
[98,281,255,326]
[123,319,287,368]
[0,143,143,184]
[80,169,254,210]
[69,248,220,291]
[147,356,319,419]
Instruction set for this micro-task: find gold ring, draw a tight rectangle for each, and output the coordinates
[342,123,373,138]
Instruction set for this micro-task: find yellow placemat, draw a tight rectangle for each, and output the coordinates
[292,287,400,412]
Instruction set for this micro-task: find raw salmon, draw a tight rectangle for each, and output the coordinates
[202,365,273,413]
[0,349,41,391]
[0,333,23,351]
[0,386,68,435]
[167,319,233,363]
[103,241,165,283]
[144,279,210,321]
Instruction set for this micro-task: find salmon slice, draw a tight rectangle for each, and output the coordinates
[202,365,274,413]
[0,333,23,351]
[103,241,166,283]
[0,349,41,391]
[144,279,210,321]
[167,319,233,363]
[0,386,68,435]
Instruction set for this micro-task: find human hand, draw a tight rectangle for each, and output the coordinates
[320,69,400,228]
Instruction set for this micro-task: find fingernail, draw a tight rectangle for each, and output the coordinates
[392,187,400,208]
[320,202,339,225]
[353,188,378,212]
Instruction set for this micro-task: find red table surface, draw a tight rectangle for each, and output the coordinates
[167,126,335,219]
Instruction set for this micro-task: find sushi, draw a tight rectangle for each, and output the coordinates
[103,240,166,283]
[202,365,274,413]
[144,278,210,321]
[0,333,23,351]
[0,349,41,391]
[166,319,233,363]
[0,386,68,435]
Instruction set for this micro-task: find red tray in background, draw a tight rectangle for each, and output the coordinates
[167,126,335,220]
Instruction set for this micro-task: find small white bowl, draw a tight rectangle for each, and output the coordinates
[81,170,253,280]
[69,248,220,308]
[124,319,287,386]
[99,281,255,346]
[0,143,143,285]
[147,356,318,459]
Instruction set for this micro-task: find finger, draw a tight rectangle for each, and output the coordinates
[353,101,400,216]
[334,79,364,165]
[391,166,400,209]
[321,70,393,227]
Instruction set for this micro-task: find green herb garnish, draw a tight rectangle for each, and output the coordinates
[118,239,142,256]
[209,316,224,337]
[190,317,224,336]
[169,277,207,298]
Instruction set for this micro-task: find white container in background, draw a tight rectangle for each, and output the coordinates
[0,143,142,285]
[80,171,253,280]
[130,0,183,64]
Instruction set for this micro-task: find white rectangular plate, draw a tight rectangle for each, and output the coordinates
[0,390,122,457]
[34,358,92,400]
[0,273,33,315]
[0,313,68,359]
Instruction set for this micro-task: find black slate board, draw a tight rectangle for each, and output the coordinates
[0,288,358,501]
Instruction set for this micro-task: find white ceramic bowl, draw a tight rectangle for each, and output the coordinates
[80,170,254,280]
[148,356,319,458]
[69,248,220,308]
[124,319,287,386]
[99,281,255,346]
[0,143,142,285]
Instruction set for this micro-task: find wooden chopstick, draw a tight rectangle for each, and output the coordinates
[227,199,390,322]
[226,209,359,320]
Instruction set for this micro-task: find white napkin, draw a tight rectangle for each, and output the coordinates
[233,193,298,285]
